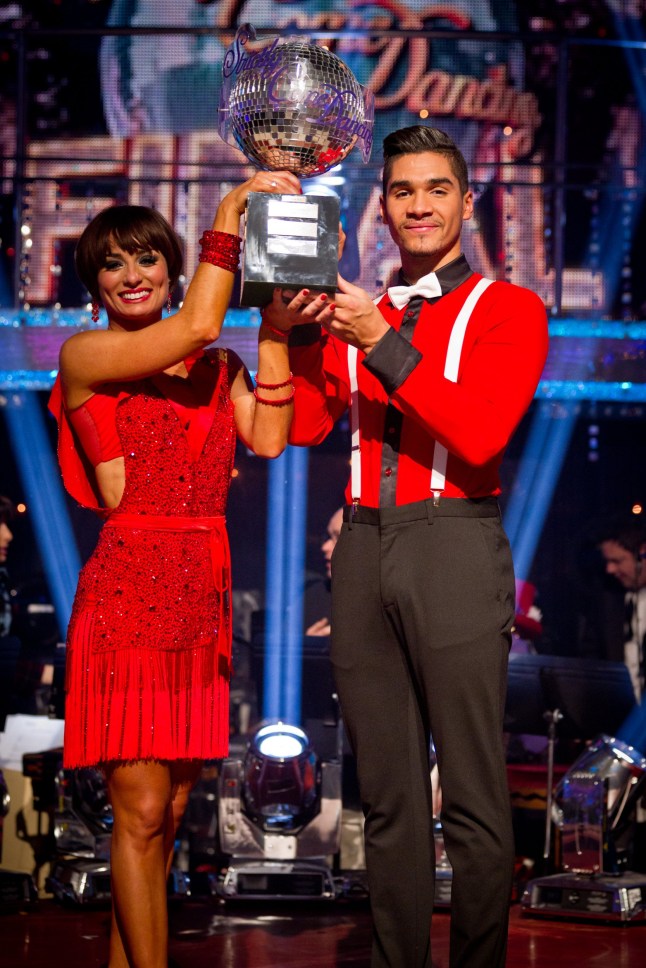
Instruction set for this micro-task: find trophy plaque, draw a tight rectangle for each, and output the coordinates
[219,25,374,307]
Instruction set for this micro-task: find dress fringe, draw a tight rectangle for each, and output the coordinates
[63,608,230,769]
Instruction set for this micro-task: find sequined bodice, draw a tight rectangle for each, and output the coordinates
[115,384,235,516]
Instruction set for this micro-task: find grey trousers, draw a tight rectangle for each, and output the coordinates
[330,497,515,968]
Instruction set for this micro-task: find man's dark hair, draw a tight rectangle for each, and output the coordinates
[75,205,183,301]
[594,512,646,557]
[0,495,16,527]
[382,125,469,197]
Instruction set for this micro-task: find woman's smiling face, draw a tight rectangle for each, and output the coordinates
[97,241,170,329]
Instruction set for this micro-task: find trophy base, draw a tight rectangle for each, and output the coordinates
[241,192,340,308]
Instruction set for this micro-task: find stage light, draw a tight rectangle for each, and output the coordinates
[522,734,646,921]
[552,735,646,858]
[504,402,577,580]
[243,722,319,832]
[254,722,309,759]
[4,392,81,635]
[216,721,343,900]
[264,446,309,724]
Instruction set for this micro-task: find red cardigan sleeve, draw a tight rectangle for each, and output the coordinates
[288,330,351,446]
[388,282,549,466]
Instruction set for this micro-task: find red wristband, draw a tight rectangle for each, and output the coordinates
[255,372,293,391]
[253,387,295,407]
[198,230,241,273]
[262,320,292,339]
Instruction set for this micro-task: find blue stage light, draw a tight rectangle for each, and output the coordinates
[616,702,646,757]
[504,402,578,583]
[264,449,289,722]
[283,446,309,725]
[263,445,309,725]
[3,392,81,636]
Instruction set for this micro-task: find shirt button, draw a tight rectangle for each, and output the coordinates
[385,467,392,477]
[407,310,415,318]
[387,426,395,434]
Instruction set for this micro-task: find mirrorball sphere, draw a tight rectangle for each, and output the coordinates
[228,43,368,177]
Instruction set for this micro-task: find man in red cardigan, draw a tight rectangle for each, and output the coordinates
[265,125,548,968]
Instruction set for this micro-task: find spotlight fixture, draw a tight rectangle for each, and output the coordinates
[521,735,646,922]
[243,722,319,832]
[216,721,342,900]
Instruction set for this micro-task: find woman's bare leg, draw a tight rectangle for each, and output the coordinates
[105,759,203,968]
[105,760,172,968]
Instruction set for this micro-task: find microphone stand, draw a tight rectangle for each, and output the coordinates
[542,707,563,869]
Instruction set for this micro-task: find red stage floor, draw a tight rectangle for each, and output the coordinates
[1,897,645,967]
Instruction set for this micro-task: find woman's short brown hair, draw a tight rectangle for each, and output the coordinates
[75,205,184,301]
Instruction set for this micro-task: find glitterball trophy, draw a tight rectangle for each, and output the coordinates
[219,24,374,307]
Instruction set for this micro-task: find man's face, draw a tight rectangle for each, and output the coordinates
[379,151,473,277]
[600,539,646,589]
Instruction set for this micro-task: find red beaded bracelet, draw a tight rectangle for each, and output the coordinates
[198,230,241,273]
[255,372,293,391]
[253,387,295,407]
[261,320,292,339]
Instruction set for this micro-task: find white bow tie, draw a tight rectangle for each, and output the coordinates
[387,271,442,310]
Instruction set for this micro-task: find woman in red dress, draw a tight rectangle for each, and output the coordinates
[48,169,305,968]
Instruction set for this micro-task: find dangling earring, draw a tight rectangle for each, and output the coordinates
[91,302,100,323]
[167,290,173,313]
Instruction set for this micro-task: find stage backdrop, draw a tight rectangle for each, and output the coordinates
[0,1,641,318]
[1,1,646,656]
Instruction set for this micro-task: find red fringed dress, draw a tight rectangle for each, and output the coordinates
[49,348,237,768]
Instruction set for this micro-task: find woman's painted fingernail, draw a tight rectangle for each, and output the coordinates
[328,303,336,311]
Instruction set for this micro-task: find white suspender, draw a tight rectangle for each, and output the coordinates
[429,277,493,501]
[348,343,361,505]
[348,278,494,506]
